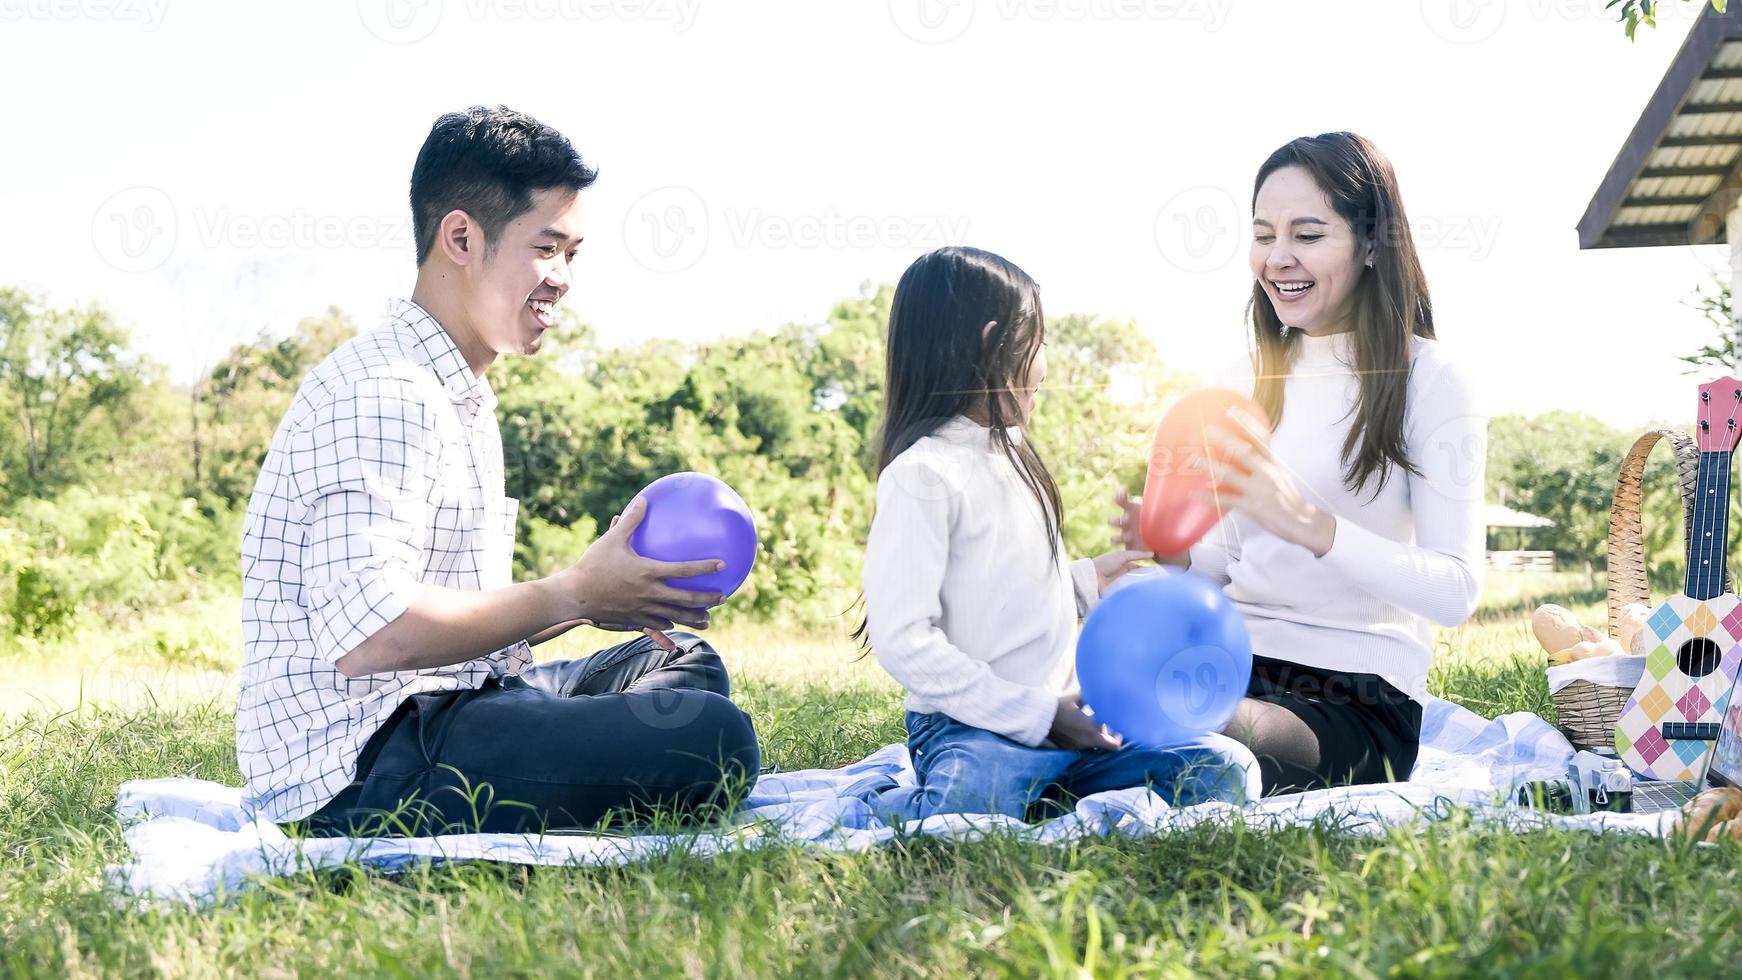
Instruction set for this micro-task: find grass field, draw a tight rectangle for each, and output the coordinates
[3,573,1739,977]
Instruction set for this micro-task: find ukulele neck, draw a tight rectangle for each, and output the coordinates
[1687,450,1733,601]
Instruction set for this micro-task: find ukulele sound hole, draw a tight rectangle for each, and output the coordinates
[1677,637,1722,678]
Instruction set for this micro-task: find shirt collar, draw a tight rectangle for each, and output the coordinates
[934,414,1026,447]
[383,299,497,418]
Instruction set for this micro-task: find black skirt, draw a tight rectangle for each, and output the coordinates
[1238,654,1424,796]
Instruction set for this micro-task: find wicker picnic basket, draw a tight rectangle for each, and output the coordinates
[1550,427,1722,750]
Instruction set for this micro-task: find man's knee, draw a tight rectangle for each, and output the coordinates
[645,690,760,800]
[661,631,733,697]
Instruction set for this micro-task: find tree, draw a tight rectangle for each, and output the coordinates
[1681,276,1734,373]
[0,289,147,500]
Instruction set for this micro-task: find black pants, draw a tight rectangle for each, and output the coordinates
[1223,655,1423,796]
[298,632,760,836]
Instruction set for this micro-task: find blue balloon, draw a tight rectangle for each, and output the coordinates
[1076,570,1252,747]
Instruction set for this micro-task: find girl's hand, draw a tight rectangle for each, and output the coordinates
[1092,548,1153,595]
[1049,691,1122,751]
[1199,417,1337,558]
[1108,489,1191,568]
[1109,489,1146,551]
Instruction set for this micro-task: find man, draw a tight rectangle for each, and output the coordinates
[237,106,759,835]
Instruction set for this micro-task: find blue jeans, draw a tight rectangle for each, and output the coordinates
[300,632,759,836]
[875,710,1256,822]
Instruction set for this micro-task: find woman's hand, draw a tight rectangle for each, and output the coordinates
[1199,417,1337,558]
[1048,691,1122,751]
[1092,548,1153,594]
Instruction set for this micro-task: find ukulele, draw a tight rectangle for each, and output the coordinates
[1614,376,1742,780]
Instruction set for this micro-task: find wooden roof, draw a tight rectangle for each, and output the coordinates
[1579,3,1742,249]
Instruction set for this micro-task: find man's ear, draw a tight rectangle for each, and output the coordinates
[436,209,481,267]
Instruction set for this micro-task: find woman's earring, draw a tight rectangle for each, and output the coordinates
[1279,322,1291,338]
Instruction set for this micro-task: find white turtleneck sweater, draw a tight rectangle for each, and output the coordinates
[862,417,1102,747]
[1189,331,1487,701]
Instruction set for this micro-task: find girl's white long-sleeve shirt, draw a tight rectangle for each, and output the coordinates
[862,417,1101,747]
[1189,330,1487,701]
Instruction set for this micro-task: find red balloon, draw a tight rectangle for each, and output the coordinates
[1139,389,1270,556]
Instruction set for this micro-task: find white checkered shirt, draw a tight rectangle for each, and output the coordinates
[237,298,533,822]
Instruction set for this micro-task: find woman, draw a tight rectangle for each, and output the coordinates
[1114,131,1486,794]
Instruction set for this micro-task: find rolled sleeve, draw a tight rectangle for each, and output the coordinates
[1069,557,1101,617]
[303,491,431,665]
[289,377,438,665]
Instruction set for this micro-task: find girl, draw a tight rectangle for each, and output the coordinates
[1113,132,1486,795]
[861,246,1257,822]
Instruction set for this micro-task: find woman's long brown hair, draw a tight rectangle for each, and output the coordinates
[1248,131,1435,499]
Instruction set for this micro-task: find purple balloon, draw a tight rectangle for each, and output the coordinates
[627,472,758,598]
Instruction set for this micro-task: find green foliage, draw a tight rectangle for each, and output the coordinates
[513,511,598,580]
[1486,409,1742,591]
[0,288,148,501]
[0,488,240,642]
[0,489,159,639]
[1611,0,1727,39]
[1681,275,1734,374]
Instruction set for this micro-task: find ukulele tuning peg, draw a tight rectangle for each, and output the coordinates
[1701,420,1711,430]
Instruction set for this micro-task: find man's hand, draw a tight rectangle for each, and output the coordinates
[545,495,727,636]
[1048,691,1122,751]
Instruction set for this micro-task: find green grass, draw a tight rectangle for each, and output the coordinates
[3,573,1739,977]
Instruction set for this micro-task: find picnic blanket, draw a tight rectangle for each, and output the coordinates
[108,697,1678,905]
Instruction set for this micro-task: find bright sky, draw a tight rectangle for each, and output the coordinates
[0,0,1731,429]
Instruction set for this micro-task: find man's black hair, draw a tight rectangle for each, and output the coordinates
[410,106,597,264]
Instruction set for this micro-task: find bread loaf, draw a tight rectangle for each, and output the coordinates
[1677,786,1742,839]
[1532,604,1587,654]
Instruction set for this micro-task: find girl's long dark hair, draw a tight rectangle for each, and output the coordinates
[851,246,1063,647]
[1248,131,1434,498]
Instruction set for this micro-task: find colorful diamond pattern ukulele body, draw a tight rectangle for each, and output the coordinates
[1615,377,1742,780]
